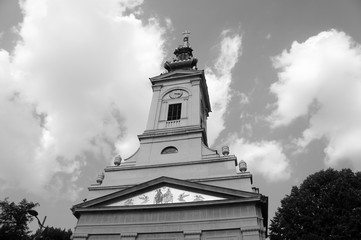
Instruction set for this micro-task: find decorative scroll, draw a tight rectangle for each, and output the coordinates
[106,186,225,206]
[169,90,183,99]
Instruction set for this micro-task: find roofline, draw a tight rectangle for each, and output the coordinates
[72,196,265,219]
[73,176,263,209]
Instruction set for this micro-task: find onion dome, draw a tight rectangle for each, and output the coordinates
[164,31,198,72]
[114,154,122,166]
[239,160,247,172]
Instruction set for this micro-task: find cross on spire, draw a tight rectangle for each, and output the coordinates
[182,30,190,47]
[182,30,191,37]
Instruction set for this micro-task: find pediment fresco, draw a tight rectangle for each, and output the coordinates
[105,186,225,206]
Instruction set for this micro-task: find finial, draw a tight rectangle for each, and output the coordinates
[96,172,105,184]
[182,30,191,47]
[163,31,197,72]
[222,146,229,156]
[239,160,247,172]
[114,154,122,166]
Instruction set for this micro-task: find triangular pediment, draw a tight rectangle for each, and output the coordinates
[150,70,204,82]
[73,177,261,210]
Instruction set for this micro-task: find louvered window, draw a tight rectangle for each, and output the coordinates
[167,103,181,121]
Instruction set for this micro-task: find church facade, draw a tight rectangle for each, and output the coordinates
[71,33,268,240]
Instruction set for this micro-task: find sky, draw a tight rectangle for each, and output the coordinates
[1,0,361,233]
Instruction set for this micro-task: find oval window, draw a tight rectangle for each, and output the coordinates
[161,146,178,154]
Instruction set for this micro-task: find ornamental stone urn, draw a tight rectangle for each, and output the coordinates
[222,146,229,156]
[239,160,247,172]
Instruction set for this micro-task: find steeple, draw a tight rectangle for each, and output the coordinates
[142,32,211,149]
[164,31,198,72]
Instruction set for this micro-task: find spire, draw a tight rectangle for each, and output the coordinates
[164,31,198,72]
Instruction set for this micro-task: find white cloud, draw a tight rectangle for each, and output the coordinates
[270,29,361,169]
[226,135,291,181]
[206,30,242,145]
[0,0,166,199]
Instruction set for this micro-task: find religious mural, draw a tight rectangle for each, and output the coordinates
[106,186,225,206]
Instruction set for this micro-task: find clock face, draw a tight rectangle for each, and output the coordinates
[169,90,183,99]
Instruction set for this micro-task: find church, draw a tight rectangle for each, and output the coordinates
[71,33,268,240]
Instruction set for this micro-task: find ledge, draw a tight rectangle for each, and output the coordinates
[138,125,205,140]
[104,156,237,172]
[88,173,252,191]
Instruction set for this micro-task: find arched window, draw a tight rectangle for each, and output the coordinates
[161,146,178,154]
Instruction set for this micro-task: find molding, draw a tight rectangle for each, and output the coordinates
[184,231,202,235]
[152,85,162,91]
[160,86,191,99]
[190,79,200,86]
[88,174,252,191]
[184,230,201,240]
[75,216,263,228]
[241,226,267,236]
[75,198,262,214]
[121,232,137,240]
[76,176,264,211]
[138,125,205,139]
[121,233,137,237]
[241,226,262,233]
[104,156,237,172]
[150,70,203,82]
[72,233,88,239]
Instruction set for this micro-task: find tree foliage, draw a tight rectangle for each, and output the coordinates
[0,198,72,240]
[0,198,39,240]
[270,168,361,240]
[33,226,72,240]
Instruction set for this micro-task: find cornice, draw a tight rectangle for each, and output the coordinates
[104,156,237,172]
[138,125,205,139]
[88,173,252,191]
[74,197,262,213]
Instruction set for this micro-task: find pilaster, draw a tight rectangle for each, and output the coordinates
[190,79,200,126]
[146,85,162,130]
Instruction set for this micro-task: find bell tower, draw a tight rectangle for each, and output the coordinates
[146,31,209,137]
[127,32,214,166]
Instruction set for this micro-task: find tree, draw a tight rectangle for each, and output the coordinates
[0,198,39,240]
[33,226,72,240]
[270,168,361,240]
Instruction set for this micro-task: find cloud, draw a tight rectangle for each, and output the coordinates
[206,30,242,145]
[226,135,291,181]
[204,30,291,182]
[0,0,166,199]
[270,29,361,169]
